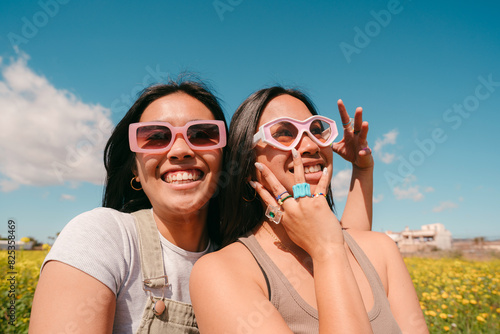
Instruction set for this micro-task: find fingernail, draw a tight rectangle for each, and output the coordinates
[323,167,328,174]
[254,162,263,171]
[249,180,256,188]
[291,148,298,158]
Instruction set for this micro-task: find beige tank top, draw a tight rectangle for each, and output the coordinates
[238,230,402,334]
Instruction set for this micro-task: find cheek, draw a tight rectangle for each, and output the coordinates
[136,155,161,179]
[322,148,334,166]
[206,150,223,171]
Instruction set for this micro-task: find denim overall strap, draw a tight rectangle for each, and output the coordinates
[132,209,199,334]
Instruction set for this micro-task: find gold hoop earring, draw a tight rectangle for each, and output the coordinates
[242,183,256,202]
[130,176,142,191]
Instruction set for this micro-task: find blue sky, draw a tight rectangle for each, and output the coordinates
[1,0,499,244]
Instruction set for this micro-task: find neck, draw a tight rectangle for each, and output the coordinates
[258,221,314,274]
[152,207,209,252]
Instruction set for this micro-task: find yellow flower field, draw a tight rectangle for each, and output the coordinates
[1,251,499,333]
[405,257,500,333]
[1,250,47,334]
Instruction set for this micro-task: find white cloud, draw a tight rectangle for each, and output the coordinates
[393,185,424,201]
[60,194,76,201]
[373,129,398,164]
[331,169,351,200]
[378,152,396,164]
[432,201,458,212]
[390,175,429,202]
[373,194,384,203]
[0,53,113,192]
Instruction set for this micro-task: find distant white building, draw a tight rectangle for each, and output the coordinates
[386,223,452,252]
[0,240,34,250]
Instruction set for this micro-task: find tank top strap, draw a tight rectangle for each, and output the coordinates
[238,232,318,318]
[237,233,273,298]
[342,230,386,319]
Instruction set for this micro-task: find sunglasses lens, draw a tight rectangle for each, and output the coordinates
[136,125,172,149]
[269,121,299,147]
[187,123,221,147]
[309,119,333,143]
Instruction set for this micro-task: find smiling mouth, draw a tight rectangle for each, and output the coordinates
[289,164,323,174]
[162,170,203,184]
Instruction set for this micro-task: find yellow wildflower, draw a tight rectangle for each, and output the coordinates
[20,236,31,243]
[476,315,486,322]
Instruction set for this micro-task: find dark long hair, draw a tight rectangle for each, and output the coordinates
[220,86,335,246]
[102,78,227,245]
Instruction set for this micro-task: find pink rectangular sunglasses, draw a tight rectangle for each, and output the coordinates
[129,120,226,153]
[253,115,338,151]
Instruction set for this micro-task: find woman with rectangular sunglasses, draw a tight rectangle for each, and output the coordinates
[30,79,228,333]
[190,87,428,333]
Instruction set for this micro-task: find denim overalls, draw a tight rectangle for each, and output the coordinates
[132,209,199,334]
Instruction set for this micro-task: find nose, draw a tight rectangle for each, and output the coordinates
[166,133,195,160]
[296,132,320,156]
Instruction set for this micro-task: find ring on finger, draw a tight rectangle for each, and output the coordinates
[265,204,283,224]
[312,193,327,198]
[278,195,293,205]
[353,130,360,135]
[292,183,311,199]
[275,190,289,201]
[342,118,354,131]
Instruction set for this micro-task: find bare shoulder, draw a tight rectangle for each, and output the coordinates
[194,241,256,274]
[346,229,399,252]
[191,240,267,295]
[344,229,402,269]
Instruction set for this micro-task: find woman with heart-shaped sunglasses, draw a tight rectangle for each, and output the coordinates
[190,86,428,334]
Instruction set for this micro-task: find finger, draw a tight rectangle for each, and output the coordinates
[313,167,330,195]
[249,180,278,206]
[291,148,306,184]
[337,99,350,125]
[358,121,369,143]
[359,146,372,156]
[353,107,363,133]
[358,122,372,156]
[337,99,353,131]
[330,140,343,154]
[254,162,289,199]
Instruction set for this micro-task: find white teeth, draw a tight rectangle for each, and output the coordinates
[304,165,321,174]
[165,171,200,183]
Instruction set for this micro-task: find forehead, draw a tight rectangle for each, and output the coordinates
[258,94,313,127]
[139,92,215,125]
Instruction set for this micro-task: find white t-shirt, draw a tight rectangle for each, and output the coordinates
[43,207,214,333]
